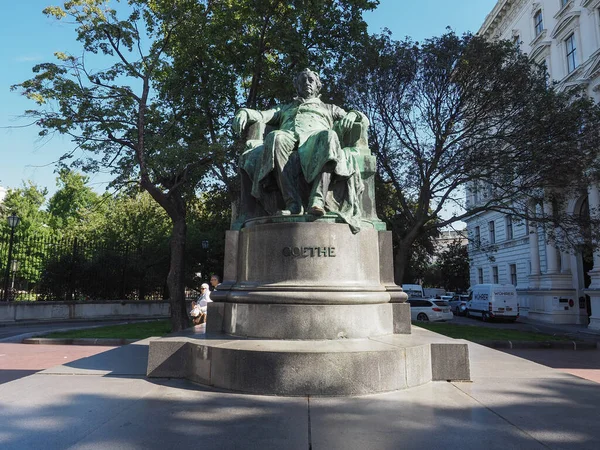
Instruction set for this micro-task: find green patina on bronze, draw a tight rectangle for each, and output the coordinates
[232,69,383,233]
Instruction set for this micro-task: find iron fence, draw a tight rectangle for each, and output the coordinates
[0,231,168,301]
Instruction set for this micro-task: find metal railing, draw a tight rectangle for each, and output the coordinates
[0,231,168,301]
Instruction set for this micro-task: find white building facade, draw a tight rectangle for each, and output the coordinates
[468,0,600,329]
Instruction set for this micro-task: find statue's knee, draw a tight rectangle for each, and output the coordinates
[318,129,339,144]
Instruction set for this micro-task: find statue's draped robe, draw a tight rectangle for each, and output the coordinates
[238,97,366,233]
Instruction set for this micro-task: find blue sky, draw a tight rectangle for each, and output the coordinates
[0,0,498,197]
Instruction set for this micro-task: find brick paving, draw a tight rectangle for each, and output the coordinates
[0,343,115,384]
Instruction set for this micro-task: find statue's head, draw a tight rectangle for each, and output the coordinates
[294,68,322,99]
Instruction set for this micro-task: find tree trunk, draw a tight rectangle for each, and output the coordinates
[394,240,411,285]
[167,217,189,332]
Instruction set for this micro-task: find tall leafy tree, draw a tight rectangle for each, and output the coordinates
[1,182,49,237]
[342,31,600,283]
[437,240,470,293]
[47,168,107,234]
[13,0,377,329]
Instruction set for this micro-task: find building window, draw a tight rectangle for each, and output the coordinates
[534,10,544,36]
[492,266,499,284]
[513,34,521,50]
[474,226,481,246]
[510,264,518,286]
[506,216,513,240]
[489,221,496,244]
[478,268,484,284]
[566,33,577,73]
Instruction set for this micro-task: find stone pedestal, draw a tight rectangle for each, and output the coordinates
[147,219,470,395]
[214,221,396,306]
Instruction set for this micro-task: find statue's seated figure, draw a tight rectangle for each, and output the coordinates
[232,69,377,233]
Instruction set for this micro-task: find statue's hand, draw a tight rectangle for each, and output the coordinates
[339,111,358,135]
[233,110,249,136]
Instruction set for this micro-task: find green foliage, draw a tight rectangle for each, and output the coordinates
[47,168,108,235]
[1,182,50,237]
[342,30,600,282]
[437,240,470,293]
[12,0,378,330]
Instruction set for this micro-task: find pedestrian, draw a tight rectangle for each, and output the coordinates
[210,274,221,291]
[193,283,212,325]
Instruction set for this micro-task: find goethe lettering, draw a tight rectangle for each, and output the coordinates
[282,247,336,258]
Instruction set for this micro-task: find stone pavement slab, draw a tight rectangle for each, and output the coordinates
[1,336,599,449]
[310,383,548,450]
[40,338,155,377]
[0,376,308,450]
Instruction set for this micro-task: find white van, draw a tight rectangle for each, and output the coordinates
[402,284,424,298]
[466,284,519,322]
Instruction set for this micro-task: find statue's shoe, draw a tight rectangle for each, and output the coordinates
[308,205,325,216]
[277,204,304,216]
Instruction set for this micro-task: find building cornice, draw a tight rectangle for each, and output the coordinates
[550,11,580,39]
[582,0,600,11]
[479,0,528,39]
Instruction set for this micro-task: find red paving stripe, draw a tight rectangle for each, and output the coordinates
[0,343,116,371]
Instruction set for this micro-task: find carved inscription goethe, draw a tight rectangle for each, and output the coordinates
[282,246,336,257]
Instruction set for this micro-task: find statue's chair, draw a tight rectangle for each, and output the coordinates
[233,119,379,229]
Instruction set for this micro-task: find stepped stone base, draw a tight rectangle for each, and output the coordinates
[146,327,470,396]
[210,302,395,340]
[151,220,471,396]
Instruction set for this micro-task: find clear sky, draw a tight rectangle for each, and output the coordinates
[0,0,498,197]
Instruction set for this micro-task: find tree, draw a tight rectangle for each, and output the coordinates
[13,1,214,330]
[1,182,49,237]
[437,240,470,293]
[47,168,108,235]
[13,0,378,330]
[342,30,600,283]
[160,0,379,201]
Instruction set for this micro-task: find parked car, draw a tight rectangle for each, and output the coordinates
[402,284,424,298]
[448,294,469,316]
[465,284,519,322]
[407,298,453,322]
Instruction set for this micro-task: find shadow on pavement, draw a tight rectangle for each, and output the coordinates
[50,341,151,377]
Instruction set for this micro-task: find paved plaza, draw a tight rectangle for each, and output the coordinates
[0,326,599,450]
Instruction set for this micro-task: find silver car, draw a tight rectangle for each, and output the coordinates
[407,298,454,322]
[448,294,469,316]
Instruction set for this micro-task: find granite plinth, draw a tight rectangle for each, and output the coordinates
[221,303,393,339]
[146,328,471,396]
[213,222,405,306]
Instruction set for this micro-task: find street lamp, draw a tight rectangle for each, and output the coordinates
[201,240,209,280]
[3,213,20,301]
[10,260,19,292]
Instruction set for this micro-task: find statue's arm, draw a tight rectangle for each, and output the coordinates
[331,105,369,134]
[233,107,280,136]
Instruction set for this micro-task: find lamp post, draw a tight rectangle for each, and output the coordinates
[202,240,209,279]
[10,260,19,291]
[3,213,20,301]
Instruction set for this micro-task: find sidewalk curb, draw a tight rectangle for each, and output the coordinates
[476,340,598,350]
[20,337,599,350]
[22,338,138,346]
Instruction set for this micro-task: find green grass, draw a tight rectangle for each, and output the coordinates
[413,322,573,342]
[43,320,172,340]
